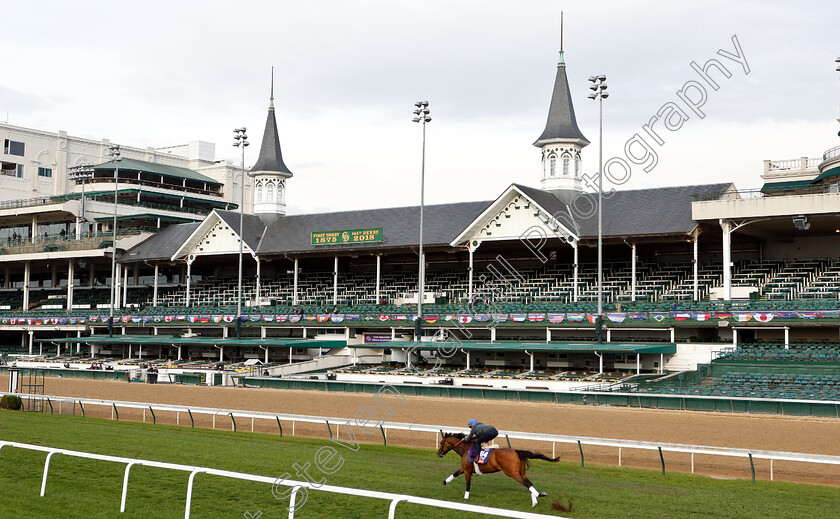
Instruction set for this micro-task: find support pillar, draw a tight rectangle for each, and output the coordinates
[178,345,182,361]
[733,327,738,347]
[153,264,159,307]
[28,330,33,355]
[293,258,299,306]
[255,257,261,305]
[490,327,496,342]
[333,255,338,306]
[122,265,128,309]
[636,353,641,375]
[468,246,475,302]
[51,263,57,288]
[66,260,74,310]
[23,261,31,310]
[784,327,789,349]
[219,345,224,362]
[31,214,37,244]
[630,242,636,302]
[114,262,122,309]
[693,235,699,301]
[466,350,470,370]
[720,219,732,301]
[659,353,664,374]
[185,259,193,307]
[528,351,534,372]
[573,243,579,302]
[375,254,381,304]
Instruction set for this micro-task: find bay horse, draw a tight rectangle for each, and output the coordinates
[437,432,563,508]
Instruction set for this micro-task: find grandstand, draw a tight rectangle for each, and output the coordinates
[1,42,840,405]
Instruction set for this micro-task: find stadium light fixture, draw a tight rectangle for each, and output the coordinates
[588,74,608,345]
[412,101,431,337]
[68,163,95,222]
[233,127,249,339]
[106,145,121,338]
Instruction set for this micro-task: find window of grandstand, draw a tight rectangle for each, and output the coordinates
[3,139,24,156]
[549,154,556,176]
[37,167,52,178]
[575,155,581,177]
[256,184,263,202]
[562,153,570,175]
[266,182,274,201]
[0,162,23,178]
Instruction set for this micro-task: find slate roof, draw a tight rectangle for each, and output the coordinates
[122,222,200,262]
[533,53,590,147]
[250,104,293,175]
[94,158,221,185]
[515,182,733,239]
[215,210,268,251]
[256,201,492,255]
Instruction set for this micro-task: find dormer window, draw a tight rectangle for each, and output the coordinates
[256,184,263,202]
[266,182,275,202]
[562,154,570,176]
[549,155,556,176]
[575,155,581,178]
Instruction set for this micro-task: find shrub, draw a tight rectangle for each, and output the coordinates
[0,395,22,411]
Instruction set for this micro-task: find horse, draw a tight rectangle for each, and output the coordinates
[437,432,567,508]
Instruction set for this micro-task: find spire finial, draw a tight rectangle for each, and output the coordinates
[269,66,275,110]
[558,12,565,68]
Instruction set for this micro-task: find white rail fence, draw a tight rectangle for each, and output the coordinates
[0,440,562,519]
[6,392,840,482]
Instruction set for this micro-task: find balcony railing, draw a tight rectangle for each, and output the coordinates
[0,227,159,255]
[84,176,222,197]
[693,183,838,202]
[823,145,840,162]
[0,196,63,211]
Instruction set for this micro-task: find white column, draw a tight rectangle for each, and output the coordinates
[573,243,579,302]
[490,326,496,342]
[122,265,128,308]
[732,327,738,347]
[636,353,640,375]
[177,345,182,360]
[784,327,790,349]
[264,347,269,364]
[659,353,663,374]
[693,235,699,301]
[670,327,675,343]
[465,351,470,370]
[529,351,534,372]
[75,216,82,240]
[293,258,299,306]
[219,345,224,362]
[28,330,33,355]
[114,263,122,309]
[333,256,338,305]
[153,264,159,306]
[606,328,612,342]
[31,215,37,244]
[630,242,636,302]
[255,257,261,304]
[720,219,732,301]
[185,259,192,307]
[468,247,475,302]
[66,260,74,310]
[375,254,381,304]
[23,261,30,310]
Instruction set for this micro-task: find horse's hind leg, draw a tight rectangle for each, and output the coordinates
[502,465,544,507]
[442,467,464,486]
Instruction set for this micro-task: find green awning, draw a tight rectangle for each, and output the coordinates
[761,180,813,192]
[812,165,840,184]
[36,335,346,349]
[94,158,222,185]
[349,341,675,354]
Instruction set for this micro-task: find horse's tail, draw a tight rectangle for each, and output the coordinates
[516,450,560,468]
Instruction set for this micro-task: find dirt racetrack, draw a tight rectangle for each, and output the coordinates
[3,374,840,486]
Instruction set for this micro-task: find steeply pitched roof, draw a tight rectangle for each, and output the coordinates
[215,210,267,251]
[533,52,590,147]
[257,201,491,254]
[121,222,200,262]
[514,183,733,238]
[250,103,293,175]
[94,157,221,185]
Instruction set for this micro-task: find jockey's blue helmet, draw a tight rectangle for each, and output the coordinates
[468,419,477,427]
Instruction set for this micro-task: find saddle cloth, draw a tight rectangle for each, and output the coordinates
[475,443,499,465]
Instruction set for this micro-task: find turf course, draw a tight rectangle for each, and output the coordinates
[0,411,839,518]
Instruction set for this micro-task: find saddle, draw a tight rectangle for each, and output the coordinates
[473,442,499,465]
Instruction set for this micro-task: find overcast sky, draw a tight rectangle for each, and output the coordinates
[2,1,838,214]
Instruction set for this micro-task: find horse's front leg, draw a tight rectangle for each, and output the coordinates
[463,470,472,500]
[442,467,463,486]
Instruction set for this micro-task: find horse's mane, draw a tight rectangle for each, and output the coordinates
[444,432,466,439]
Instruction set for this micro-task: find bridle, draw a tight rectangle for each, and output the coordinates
[438,436,465,458]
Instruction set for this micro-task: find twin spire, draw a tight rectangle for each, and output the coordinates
[251,66,293,176]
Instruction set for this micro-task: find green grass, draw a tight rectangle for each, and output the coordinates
[0,411,839,518]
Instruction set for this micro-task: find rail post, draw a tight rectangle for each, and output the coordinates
[380,425,387,447]
[658,446,665,475]
[505,434,511,448]
[229,413,236,432]
[749,453,755,484]
[40,451,57,497]
[275,417,283,437]
[326,420,333,439]
[184,470,203,519]
[287,485,303,519]
[187,409,194,428]
[577,440,584,468]
[149,406,156,425]
[388,497,407,519]
[120,462,135,513]
[78,401,85,417]
[46,398,53,415]
[113,403,119,421]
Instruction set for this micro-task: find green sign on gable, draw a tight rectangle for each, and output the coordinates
[311,227,383,246]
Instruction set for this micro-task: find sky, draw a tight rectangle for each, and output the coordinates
[2,0,838,214]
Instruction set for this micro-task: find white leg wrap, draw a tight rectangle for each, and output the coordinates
[445,475,455,483]
[529,486,540,497]
[464,491,470,500]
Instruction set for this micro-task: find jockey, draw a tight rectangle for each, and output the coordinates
[465,419,498,462]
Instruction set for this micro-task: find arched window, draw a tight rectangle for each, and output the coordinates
[549,155,556,176]
[575,155,581,177]
[256,184,263,202]
[266,182,275,202]
[562,154,570,176]
[277,183,284,204]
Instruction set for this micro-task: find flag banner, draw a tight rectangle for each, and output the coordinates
[275,315,288,323]
[187,316,198,323]
[586,314,598,323]
[548,313,566,323]
[345,314,360,321]
[240,316,248,322]
[796,312,816,319]
[566,313,585,322]
[330,314,345,323]
[714,313,732,320]
[130,316,142,323]
[143,316,153,324]
[443,314,456,321]
[818,310,840,318]
[753,312,773,322]
[628,312,648,320]
[199,316,211,323]
[223,315,235,322]
[474,314,492,322]
[67,318,77,325]
[89,316,99,323]
[153,316,163,323]
[392,315,408,321]
[176,315,187,322]
[362,315,376,321]
[423,314,439,324]
[78,317,87,324]
[211,316,222,323]
[733,312,752,322]
[289,315,302,323]
[59,318,69,325]
[262,315,275,322]
[458,314,473,324]
[409,315,419,321]
[692,313,711,322]
[607,313,626,323]
[650,312,669,322]
[528,313,546,322]
[510,313,527,322]
[302,315,316,321]
[378,315,390,321]
[492,313,509,323]
[249,315,262,322]
[672,313,691,321]
[772,311,795,319]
